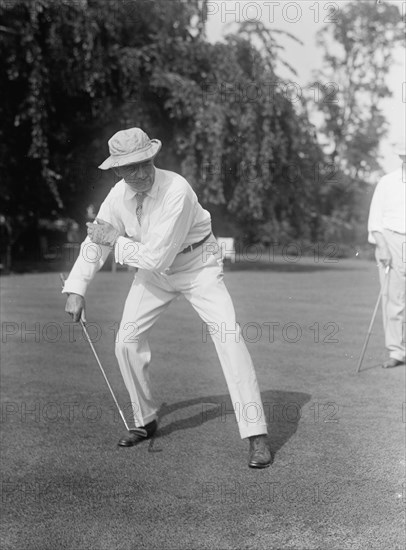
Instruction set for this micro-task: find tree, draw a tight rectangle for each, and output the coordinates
[1,0,328,265]
[313,1,404,241]
[0,0,207,258]
[151,21,326,243]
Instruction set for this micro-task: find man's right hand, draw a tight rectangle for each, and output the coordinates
[376,244,392,268]
[65,293,86,323]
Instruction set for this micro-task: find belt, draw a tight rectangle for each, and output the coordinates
[181,233,212,254]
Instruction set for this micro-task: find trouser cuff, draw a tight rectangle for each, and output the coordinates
[239,423,268,440]
[134,411,158,429]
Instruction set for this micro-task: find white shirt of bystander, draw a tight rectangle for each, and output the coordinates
[367,168,406,244]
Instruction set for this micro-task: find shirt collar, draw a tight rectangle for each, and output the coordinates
[123,168,161,201]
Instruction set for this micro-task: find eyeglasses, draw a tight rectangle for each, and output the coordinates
[112,161,153,178]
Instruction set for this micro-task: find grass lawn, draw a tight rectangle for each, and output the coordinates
[1,256,405,550]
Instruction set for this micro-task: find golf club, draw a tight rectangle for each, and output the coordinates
[355,265,390,374]
[59,273,147,436]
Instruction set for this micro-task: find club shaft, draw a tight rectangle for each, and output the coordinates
[79,319,130,431]
[355,287,384,373]
[355,266,390,374]
[60,273,130,431]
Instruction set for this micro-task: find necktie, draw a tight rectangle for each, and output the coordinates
[135,193,146,225]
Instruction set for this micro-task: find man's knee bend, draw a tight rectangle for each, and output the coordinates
[115,339,128,359]
[115,321,143,347]
[115,334,141,358]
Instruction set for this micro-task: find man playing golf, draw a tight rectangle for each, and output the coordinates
[367,144,406,369]
[63,127,271,468]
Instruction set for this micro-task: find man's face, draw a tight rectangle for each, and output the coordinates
[113,160,155,193]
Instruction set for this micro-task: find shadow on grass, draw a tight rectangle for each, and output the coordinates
[151,389,311,461]
[356,362,383,373]
[358,361,405,373]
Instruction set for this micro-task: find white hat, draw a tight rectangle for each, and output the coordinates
[98,128,162,170]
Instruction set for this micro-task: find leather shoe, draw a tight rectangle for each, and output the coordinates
[118,420,157,447]
[382,358,405,369]
[248,434,271,469]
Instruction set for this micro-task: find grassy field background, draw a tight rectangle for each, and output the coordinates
[1,256,405,550]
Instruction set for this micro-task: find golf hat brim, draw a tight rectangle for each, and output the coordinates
[98,139,162,170]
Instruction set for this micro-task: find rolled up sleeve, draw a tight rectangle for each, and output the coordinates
[62,190,124,296]
[62,238,112,296]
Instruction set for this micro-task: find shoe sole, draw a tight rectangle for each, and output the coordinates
[248,462,271,469]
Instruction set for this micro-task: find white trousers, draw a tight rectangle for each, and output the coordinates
[377,229,406,362]
[114,236,268,439]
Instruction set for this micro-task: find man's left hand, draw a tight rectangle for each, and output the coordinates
[86,218,119,247]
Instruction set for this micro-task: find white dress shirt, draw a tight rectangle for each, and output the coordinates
[63,168,212,296]
[367,168,406,244]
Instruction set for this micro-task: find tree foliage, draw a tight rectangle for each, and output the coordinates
[310,1,404,243]
[0,0,208,244]
[2,0,398,264]
[316,2,403,177]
